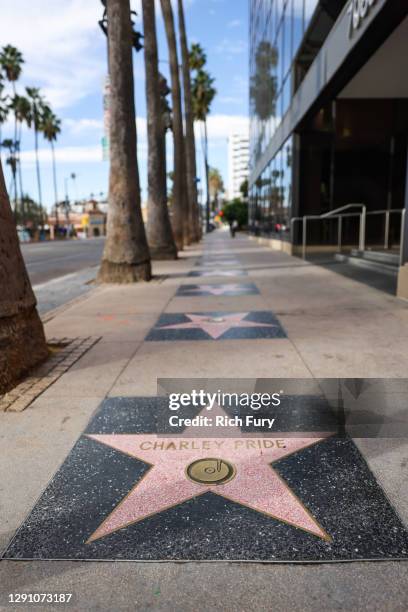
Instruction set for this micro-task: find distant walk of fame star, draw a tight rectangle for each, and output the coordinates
[86,408,332,543]
[192,270,246,277]
[199,260,239,266]
[158,312,278,339]
[187,284,251,296]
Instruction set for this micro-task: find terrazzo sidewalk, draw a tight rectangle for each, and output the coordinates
[1,228,408,611]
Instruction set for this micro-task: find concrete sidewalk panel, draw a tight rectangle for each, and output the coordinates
[45,313,157,342]
[109,339,312,396]
[0,396,102,553]
[40,341,141,398]
[63,286,176,315]
[1,560,408,612]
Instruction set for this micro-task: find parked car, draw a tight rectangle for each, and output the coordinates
[17,228,31,243]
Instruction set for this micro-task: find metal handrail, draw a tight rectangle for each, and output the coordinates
[364,208,404,251]
[400,209,406,267]
[290,206,405,262]
[320,203,366,219]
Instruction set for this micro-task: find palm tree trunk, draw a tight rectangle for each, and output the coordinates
[12,83,18,215]
[17,122,25,223]
[142,0,177,260]
[51,140,60,231]
[10,160,18,220]
[34,125,43,207]
[98,0,151,283]
[203,119,210,232]
[180,137,190,243]
[177,0,200,243]
[0,158,48,394]
[160,0,187,250]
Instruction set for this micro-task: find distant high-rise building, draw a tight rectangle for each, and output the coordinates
[228,132,249,200]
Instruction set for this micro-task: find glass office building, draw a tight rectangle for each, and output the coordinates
[249,0,321,236]
[249,0,408,297]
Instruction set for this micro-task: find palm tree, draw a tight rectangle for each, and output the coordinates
[0,45,24,90]
[177,0,200,243]
[250,41,278,160]
[189,43,206,70]
[158,72,172,189]
[0,79,9,165]
[98,0,151,282]
[0,157,48,394]
[25,87,45,208]
[10,94,32,218]
[142,0,177,260]
[0,47,23,168]
[189,50,216,232]
[160,0,187,250]
[0,46,24,213]
[1,138,17,209]
[209,167,224,211]
[41,107,61,229]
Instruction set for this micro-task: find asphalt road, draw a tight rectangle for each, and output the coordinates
[21,237,105,286]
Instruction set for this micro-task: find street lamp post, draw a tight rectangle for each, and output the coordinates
[64,176,71,230]
[71,172,78,204]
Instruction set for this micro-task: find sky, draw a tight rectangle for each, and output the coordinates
[0,0,249,210]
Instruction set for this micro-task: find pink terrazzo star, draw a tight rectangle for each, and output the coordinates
[86,432,330,543]
[188,284,251,296]
[159,312,277,339]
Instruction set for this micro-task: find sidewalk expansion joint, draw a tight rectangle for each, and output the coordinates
[0,336,101,413]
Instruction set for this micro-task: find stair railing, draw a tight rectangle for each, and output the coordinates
[290,205,405,263]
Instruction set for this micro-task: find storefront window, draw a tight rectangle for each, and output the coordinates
[250,137,293,239]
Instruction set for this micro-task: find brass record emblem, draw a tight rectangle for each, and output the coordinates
[186,458,236,485]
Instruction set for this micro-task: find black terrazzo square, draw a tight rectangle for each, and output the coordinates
[144,311,286,341]
[3,397,408,562]
[176,283,260,297]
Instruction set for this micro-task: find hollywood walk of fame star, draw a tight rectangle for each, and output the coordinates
[157,312,279,339]
[85,406,332,543]
[183,284,254,296]
[198,259,239,267]
[190,269,247,277]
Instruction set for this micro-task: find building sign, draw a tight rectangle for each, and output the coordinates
[348,0,377,38]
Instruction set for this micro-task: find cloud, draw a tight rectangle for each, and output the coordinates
[62,116,147,138]
[63,118,104,135]
[197,114,249,141]
[0,0,197,113]
[227,19,242,28]
[17,115,245,167]
[0,1,105,110]
[20,145,104,165]
[218,96,244,106]
[20,141,148,166]
[215,38,247,55]
[18,115,148,164]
